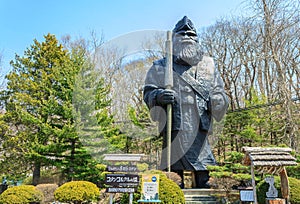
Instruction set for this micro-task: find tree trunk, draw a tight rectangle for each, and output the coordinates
[69,139,76,181]
[32,161,41,186]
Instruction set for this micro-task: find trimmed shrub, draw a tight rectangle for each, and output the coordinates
[137,163,149,172]
[287,164,300,179]
[0,185,43,204]
[36,183,58,204]
[158,171,185,204]
[256,176,300,204]
[54,181,99,203]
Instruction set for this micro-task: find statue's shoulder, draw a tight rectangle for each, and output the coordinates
[153,58,166,67]
[150,58,166,73]
[197,55,215,81]
[201,55,214,65]
[146,58,165,83]
[199,55,215,71]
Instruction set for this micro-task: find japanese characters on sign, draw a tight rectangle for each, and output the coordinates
[107,165,138,172]
[105,174,140,187]
[106,187,136,193]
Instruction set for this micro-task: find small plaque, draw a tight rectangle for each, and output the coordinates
[107,165,138,172]
[106,187,136,193]
[240,190,254,202]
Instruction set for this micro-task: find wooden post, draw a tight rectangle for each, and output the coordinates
[251,164,258,204]
[183,171,194,188]
[280,167,289,201]
[109,194,113,204]
[129,193,133,204]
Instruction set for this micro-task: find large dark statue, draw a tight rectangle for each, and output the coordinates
[143,16,228,188]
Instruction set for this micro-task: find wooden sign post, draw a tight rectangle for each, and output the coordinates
[103,154,144,204]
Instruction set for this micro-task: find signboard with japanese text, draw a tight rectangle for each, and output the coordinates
[106,187,137,193]
[139,174,161,203]
[105,174,139,187]
[103,154,144,204]
[107,165,138,172]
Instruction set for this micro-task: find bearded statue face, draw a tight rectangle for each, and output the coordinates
[172,31,203,66]
[172,16,203,66]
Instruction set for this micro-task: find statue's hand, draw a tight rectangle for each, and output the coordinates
[208,93,228,122]
[210,94,225,111]
[156,89,176,105]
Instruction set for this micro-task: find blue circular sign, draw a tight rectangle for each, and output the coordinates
[152,176,157,182]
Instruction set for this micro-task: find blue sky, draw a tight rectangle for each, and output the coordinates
[0,0,247,74]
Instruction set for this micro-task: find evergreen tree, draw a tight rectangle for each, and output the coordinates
[0,34,112,184]
[71,41,124,161]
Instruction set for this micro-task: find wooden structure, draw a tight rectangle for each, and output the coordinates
[103,154,145,162]
[242,147,297,204]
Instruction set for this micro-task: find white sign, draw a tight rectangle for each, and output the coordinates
[139,174,160,202]
[240,190,254,201]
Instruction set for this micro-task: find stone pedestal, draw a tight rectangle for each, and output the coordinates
[184,171,194,188]
[266,198,286,204]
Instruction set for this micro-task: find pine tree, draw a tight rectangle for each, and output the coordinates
[0,33,127,184]
[73,58,113,160]
[0,34,87,184]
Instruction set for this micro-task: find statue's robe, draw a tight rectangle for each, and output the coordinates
[143,56,228,171]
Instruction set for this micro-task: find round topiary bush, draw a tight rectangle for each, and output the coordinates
[158,171,185,204]
[256,176,300,204]
[0,185,43,204]
[54,181,100,204]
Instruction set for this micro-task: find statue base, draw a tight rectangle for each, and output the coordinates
[183,171,196,188]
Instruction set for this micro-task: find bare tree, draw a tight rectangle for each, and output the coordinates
[250,0,300,150]
[199,0,300,153]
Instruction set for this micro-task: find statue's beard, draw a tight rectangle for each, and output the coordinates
[173,42,203,66]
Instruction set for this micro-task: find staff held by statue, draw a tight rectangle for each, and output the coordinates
[165,31,173,172]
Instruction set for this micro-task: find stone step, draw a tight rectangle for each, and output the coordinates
[182,188,237,204]
[183,189,218,204]
[185,195,217,201]
[183,188,239,195]
[185,196,217,204]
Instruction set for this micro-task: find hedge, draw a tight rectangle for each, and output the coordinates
[0,185,43,204]
[54,181,99,203]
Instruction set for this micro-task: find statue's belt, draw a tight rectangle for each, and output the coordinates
[176,71,209,101]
